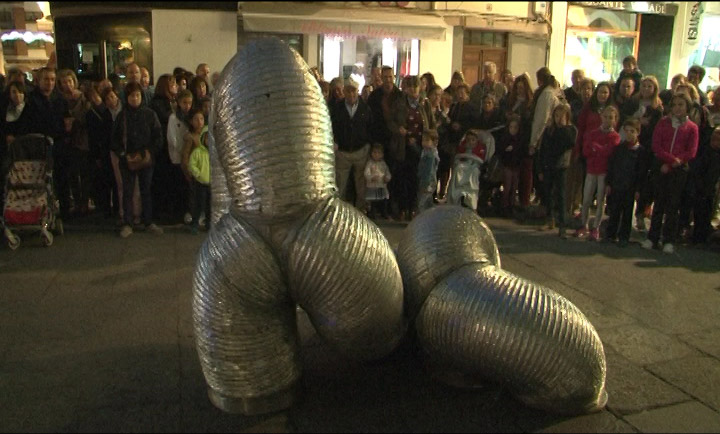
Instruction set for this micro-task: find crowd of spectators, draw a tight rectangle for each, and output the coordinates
[1,55,719,253]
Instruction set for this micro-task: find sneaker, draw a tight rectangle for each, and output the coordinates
[146,223,164,235]
[575,227,588,238]
[636,216,646,231]
[183,212,192,225]
[119,225,133,238]
[589,228,600,241]
[641,239,654,250]
[662,243,674,254]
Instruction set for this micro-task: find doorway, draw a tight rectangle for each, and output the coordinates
[462,30,507,86]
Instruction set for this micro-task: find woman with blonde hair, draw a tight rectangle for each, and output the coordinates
[633,75,665,230]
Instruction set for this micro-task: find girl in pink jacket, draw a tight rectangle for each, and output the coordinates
[641,93,699,254]
[576,105,621,240]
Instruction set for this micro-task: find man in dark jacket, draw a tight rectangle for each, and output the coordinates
[367,66,402,158]
[330,78,373,212]
[28,67,70,216]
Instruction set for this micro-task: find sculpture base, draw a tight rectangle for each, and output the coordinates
[208,384,299,416]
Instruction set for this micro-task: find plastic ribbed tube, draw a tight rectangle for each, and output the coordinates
[396,205,500,320]
[211,38,336,219]
[192,213,301,401]
[396,206,607,414]
[286,196,406,361]
[193,37,406,415]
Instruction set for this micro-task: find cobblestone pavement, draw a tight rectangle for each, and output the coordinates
[1,212,719,432]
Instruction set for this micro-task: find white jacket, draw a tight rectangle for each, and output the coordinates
[167,112,188,165]
[530,86,562,152]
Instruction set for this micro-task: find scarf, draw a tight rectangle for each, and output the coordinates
[5,102,25,122]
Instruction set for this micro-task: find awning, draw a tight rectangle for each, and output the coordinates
[240,2,449,41]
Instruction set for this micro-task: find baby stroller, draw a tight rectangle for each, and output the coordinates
[447,129,495,211]
[1,134,63,250]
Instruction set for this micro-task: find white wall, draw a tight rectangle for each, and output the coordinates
[507,33,548,87]
[419,32,454,88]
[152,9,237,80]
[547,1,568,86]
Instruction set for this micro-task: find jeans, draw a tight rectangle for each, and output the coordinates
[191,179,211,228]
[581,173,606,230]
[647,168,688,244]
[120,161,154,226]
[605,189,635,241]
[543,168,567,227]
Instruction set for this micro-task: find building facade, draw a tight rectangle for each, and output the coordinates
[37,1,717,94]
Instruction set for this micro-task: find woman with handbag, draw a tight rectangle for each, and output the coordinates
[386,75,437,221]
[110,82,164,238]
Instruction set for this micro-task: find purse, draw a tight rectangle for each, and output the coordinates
[123,112,152,171]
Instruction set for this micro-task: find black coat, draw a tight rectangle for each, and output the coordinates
[606,141,643,192]
[330,98,372,153]
[537,125,577,172]
[110,105,162,158]
[689,143,720,198]
[28,89,67,140]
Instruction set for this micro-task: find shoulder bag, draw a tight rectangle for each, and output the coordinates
[124,112,152,171]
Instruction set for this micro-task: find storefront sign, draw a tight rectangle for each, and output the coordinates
[570,2,678,16]
[686,2,703,43]
[300,20,401,39]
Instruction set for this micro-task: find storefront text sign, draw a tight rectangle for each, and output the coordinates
[570,1,678,16]
[300,20,401,39]
[686,2,703,44]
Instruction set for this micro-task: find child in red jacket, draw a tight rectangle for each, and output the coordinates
[641,93,699,254]
[576,105,621,240]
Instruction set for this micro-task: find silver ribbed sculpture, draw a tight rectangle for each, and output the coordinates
[396,206,608,414]
[194,36,606,417]
[192,37,405,415]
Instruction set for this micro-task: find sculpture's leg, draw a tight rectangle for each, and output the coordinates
[416,263,607,415]
[192,213,301,415]
[397,206,607,415]
[285,196,406,361]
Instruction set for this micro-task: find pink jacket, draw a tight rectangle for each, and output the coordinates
[651,116,698,166]
[583,128,620,175]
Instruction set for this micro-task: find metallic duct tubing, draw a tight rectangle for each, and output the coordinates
[396,206,607,415]
[192,37,405,415]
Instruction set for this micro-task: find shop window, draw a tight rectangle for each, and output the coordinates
[319,35,419,88]
[238,30,303,57]
[567,5,636,31]
[688,15,720,95]
[564,5,639,88]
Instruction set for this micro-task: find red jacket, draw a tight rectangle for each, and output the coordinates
[583,128,620,175]
[651,116,699,166]
[573,103,603,159]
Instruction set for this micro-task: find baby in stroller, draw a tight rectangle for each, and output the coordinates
[447,129,495,210]
[1,134,62,249]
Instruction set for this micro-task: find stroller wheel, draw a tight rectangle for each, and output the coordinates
[41,230,54,247]
[8,235,20,250]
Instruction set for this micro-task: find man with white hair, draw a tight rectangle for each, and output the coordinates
[469,61,507,112]
[330,78,372,212]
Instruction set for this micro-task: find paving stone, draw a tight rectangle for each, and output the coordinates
[646,356,720,412]
[678,328,720,359]
[624,401,720,433]
[604,350,690,415]
[601,324,702,366]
